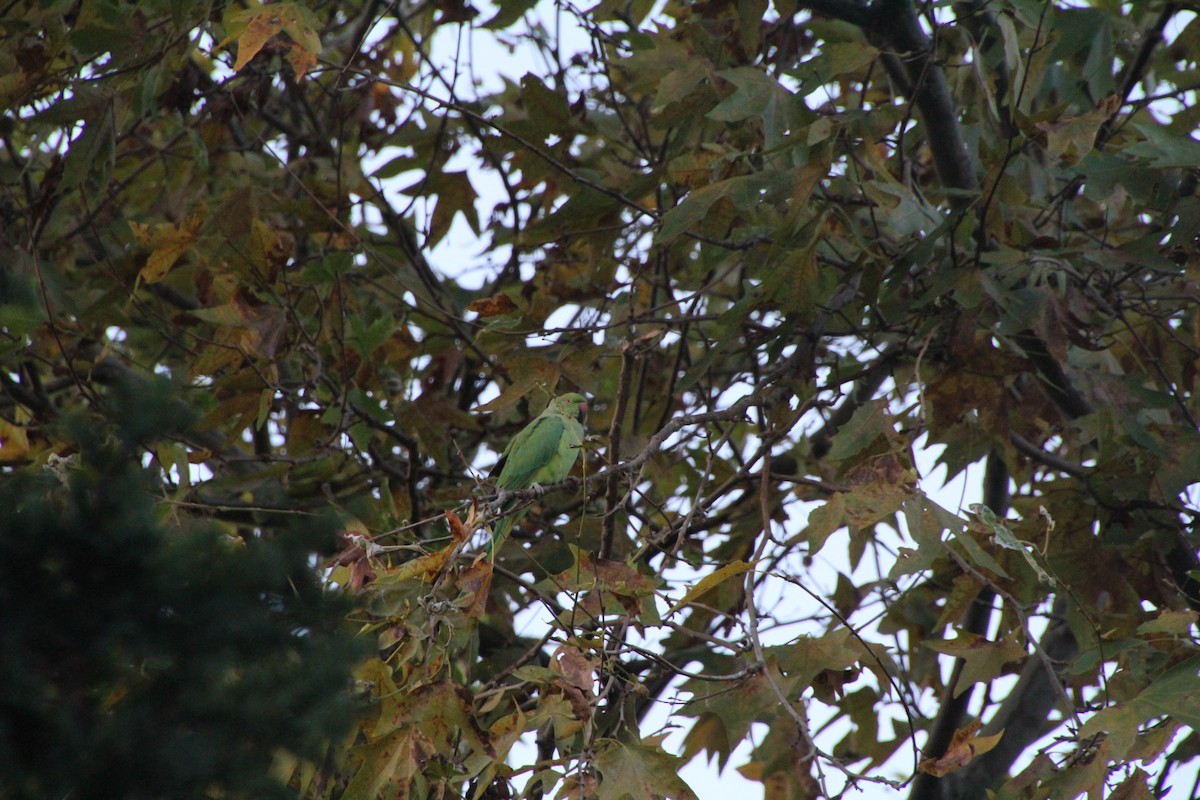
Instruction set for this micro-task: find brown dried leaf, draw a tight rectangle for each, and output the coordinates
[327,530,377,592]
[552,643,597,696]
[285,42,317,81]
[456,558,492,620]
[467,294,519,318]
[918,721,1004,776]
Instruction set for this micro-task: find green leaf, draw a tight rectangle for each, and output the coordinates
[61,103,118,189]
[952,526,1010,581]
[826,400,894,462]
[710,67,802,150]
[523,182,624,246]
[1125,124,1200,169]
[1079,656,1200,759]
[655,172,787,245]
[766,628,862,688]
[923,633,1027,697]
[482,0,537,29]
[595,738,699,800]
[708,68,788,122]
[799,492,846,556]
[347,315,395,359]
[1136,655,1200,731]
[668,560,756,616]
[892,495,964,579]
[680,712,732,771]
[520,73,572,140]
[427,169,479,247]
[1050,9,1115,100]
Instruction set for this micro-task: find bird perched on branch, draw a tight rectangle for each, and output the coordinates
[488,393,588,556]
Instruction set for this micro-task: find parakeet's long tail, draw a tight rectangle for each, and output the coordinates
[487,515,513,560]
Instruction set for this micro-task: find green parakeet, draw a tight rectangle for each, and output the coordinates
[488,393,588,555]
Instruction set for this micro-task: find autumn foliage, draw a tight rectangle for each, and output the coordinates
[2,0,1200,798]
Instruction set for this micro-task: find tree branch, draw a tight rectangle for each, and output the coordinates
[941,605,1078,797]
[910,452,1006,800]
[873,0,979,195]
[1095,4,1179,149]
[802,0,978,196]
[601,338,638,559]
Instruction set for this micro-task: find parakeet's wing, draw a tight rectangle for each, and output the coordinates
[528,416,584,487]
[493,413,570,490]
[486,394,587,557]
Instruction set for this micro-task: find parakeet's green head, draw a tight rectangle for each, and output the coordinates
[551,393,588,423]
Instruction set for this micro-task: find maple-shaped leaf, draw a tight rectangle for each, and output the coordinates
[1079,655,1200,759]
[456,557,493,620]
[370,681,493,756]
[1107,767,1155,800]
[130,206,205,284]
[188,288,288,362]
[285,42,317,81]
[923,632,1027,697]
[550,548,660,625]
[550,642,598,720]
[1031,94,1120,163]
[594,737,698,800]
[340,727,426,800]
[677,670,780,763]
[680,712,732,771]
[221,6,284,72]
[473,358,563,413]
[220,2,322,80]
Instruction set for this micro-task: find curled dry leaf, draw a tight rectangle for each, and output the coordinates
[918,721,1005,777]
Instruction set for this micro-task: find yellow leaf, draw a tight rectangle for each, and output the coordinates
[667,560,756,616]
[132,208,205,284]
[374,543,458,586]
[231,9,285,73]
[1137,609,1199,636]
[279,3,322,79]
[250,218,286,275]
[0,419,30,462]
[128,221,152,244]
[193,339,242,376]
[219,3,321,80]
